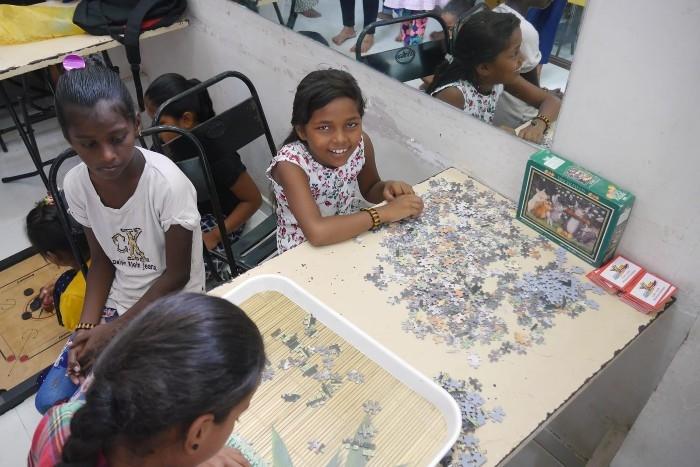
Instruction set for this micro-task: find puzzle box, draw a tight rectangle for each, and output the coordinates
[517,150,635,266]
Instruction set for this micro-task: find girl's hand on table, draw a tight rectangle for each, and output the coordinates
[518,119,546,144]
[378,194,424,223]
[382,180,415,201]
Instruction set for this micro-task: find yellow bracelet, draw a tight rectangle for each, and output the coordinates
[361,207,381,231]
[531,114,551,132]
[76,322,97,330]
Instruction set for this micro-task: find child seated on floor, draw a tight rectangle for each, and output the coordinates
[29,293,266,467]
[34,63,205,414]
[26,196,88,332]
[426,9,560,144]
[268,69,424,253]
[145,73,263,280]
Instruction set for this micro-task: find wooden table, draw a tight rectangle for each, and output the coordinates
[214,168,661,466]
[0,19,188,187]
[0,20,188,80]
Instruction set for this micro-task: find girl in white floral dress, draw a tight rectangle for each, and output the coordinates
[427,10,560,144]
[267,69,424,253]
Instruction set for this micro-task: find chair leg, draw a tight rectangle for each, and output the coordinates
[272,2,285,25]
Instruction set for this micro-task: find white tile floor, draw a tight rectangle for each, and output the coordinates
[0,395,41,465]
[0,111,79,261]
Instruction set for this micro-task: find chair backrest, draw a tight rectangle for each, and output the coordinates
[141,124,238,269]
[355,12,450,83]
[151,70,277,162]
[150,72,279,272]
[47,148,89,278]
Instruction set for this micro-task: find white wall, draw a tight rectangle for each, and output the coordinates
[543,0,700,459]
[138,0,536,198]
[138,0,700,461]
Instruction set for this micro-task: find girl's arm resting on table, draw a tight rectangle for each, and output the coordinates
[357,133,415,203]
[202,171,263,250]
[505,76,561,143]
[273,161,373,246]
[272,161,422,246]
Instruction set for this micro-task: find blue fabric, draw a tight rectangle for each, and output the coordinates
[526,0,567,64]
[35,309,118,414]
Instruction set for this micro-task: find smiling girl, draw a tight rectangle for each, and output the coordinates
[268,69,424,253]
[427,10,560,144]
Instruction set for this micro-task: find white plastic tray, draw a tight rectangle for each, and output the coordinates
[222,274,462,466]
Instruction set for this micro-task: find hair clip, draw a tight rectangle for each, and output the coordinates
[40,195,55,206]
[445,53,454,64]
[62,54,86,71]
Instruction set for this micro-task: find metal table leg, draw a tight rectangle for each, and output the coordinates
[0,82,50,189]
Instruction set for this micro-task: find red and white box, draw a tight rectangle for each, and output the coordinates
[586,256,676,314]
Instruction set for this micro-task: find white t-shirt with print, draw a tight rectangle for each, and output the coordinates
[64,147,205,315]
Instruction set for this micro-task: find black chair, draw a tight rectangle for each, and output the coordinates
[273,0,299,29]
[151,71,278,274]
[354,12,450,83]
[142,125,238,285]
[48,149,90,279]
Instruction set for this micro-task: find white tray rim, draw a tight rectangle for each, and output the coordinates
[222,274,462,466]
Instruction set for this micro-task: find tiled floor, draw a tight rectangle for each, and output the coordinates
[0,395,41,465]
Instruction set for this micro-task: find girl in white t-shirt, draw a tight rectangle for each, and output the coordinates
[427,9,560,144]
[34,64,205,413]
[267,69,424,253]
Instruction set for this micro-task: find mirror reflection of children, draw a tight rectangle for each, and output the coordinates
[430,0,476,41]
[491,0,555,129]
[29,293,265,467]
[34,64,205,414]
[26,196,89,332]
[145,73,263,281]
[333,0,380,53]
[427,10,560,144]
[268,69,424,253]
[383,0,449,45]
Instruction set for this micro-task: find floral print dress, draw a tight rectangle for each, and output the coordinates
[267,138,368,253]
[431,80,504,124]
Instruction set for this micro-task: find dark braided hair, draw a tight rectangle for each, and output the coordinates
[427,10,520,94]
[58,293,266,466]
[54,65,137,141]
[284,69,365,145]
[145,73,216,124]
[26,199,89,261]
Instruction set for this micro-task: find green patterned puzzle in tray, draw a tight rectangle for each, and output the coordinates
[517,150,635,266]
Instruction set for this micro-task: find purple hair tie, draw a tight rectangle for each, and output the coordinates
[62,54,86,71]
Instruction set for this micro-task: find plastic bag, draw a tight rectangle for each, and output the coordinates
[0,4,85,45]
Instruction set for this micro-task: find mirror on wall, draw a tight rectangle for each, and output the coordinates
[236,0,585,147]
